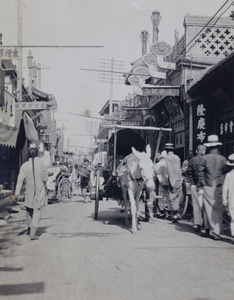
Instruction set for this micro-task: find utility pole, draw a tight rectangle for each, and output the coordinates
[61,122,64,154]
[109,57,114,115]
[99,58,125,138]
[99,58,125,115]
[67,137,70,152]
[17,0,22,102]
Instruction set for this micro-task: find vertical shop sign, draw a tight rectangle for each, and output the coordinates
[196,103,206,143]
[220,119,234,136]
[0,68,4,107]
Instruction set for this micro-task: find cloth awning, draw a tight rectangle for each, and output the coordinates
[23,112,38,141]
[0,110,22,148]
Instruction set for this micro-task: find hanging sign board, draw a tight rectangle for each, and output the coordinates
[0,47,21,60]
[143,86,180,97]
[0,68,4,106]
[15,101,52,110]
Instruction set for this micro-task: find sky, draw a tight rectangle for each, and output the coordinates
[0,0,230,151]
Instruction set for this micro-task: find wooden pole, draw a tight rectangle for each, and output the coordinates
[17,0,22,102]
[113,126,117,176]
[102,124,172,132]
[154,129,162,163]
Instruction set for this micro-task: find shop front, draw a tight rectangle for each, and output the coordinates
[146,86,186,160]
[188,51,234,158]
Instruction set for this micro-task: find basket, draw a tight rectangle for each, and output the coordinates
[77,166,90,178]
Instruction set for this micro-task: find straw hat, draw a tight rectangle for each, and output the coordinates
[29,141,38,150]
[164,143,175,150]
[226,154,234,166]
[204,135,222,147]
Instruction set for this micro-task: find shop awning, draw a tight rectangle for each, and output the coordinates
[0,110,22,148]
[23,112,38,141]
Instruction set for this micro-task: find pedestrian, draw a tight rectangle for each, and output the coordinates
[182,150,194,173]
[222,153,234,243]
[197,135,226,240]
[78,158,93,202]
[187,144,207,233]
[38,141,51,205]
[164,143,183,222]
[154,150,169,219]
[42,142,51,168]
[14,141,48,240]
[71,164,79,196]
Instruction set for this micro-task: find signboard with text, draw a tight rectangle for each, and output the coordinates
[15,101,51,110]
[192,101,212,151]
[0,47,21,60]
[0,68,4,106]
[144,87,180,97]
[147,87,180,108]
[121,120,141,126]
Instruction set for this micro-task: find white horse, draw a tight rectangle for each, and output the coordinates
[117,145,155,234]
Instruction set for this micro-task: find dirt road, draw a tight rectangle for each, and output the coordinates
[0,196,234,300]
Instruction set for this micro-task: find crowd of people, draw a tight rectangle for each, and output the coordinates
[154,134,234,243]
[13,134,234,243]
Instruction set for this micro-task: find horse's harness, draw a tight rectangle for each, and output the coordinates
[118,154,153,186]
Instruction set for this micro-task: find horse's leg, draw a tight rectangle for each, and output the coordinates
[128,188,137,234]
[135,186,143,230]
[122,187,129,227]
[148,190,156,221]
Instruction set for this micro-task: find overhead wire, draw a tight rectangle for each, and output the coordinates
[184,0,234,55]
[176,0,233,58]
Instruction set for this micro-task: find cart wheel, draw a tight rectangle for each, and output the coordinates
[179,181,188,218]
[94,169,100,220]
[58,178,72,203]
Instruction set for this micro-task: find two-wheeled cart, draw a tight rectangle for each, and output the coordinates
[91,124,190,220]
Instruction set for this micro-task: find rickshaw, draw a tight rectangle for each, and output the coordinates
[90,124,193,221]
[46,164,72,203]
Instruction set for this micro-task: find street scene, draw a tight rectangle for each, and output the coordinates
[1,0,234,299]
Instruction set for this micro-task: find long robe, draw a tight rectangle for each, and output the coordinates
[15,157,48,209]
[165,152,182,213]
[197,153,226,235]
[222,168,234,236]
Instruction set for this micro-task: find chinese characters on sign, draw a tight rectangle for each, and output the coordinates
[15,101,50,110]
[0,47,21,60]
[196,103,206,143]
[121,120,141,126]
[0,68,4,106]
[220,120,233,135]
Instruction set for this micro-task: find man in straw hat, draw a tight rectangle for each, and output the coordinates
[163,143,182,222]
[197,135,226,240]
[222,153,234,242]
[15,141,48,240]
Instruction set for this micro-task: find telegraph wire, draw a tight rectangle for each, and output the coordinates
[184,1,234,55]
[177,0,233,58]
[69,112,125,121]
[69,112,103,120]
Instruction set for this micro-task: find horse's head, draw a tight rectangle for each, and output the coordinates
[131,145,155,191]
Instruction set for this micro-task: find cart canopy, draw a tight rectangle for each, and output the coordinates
[108,129,145,157]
